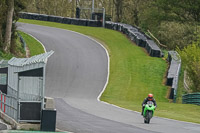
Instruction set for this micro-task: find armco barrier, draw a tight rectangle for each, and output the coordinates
[38,14,48,21]
[112,22,118,30]
[146,40,161,57]
[48,15,59,23]
[79,19,88,26]
[105,21,112,29]
[134,32,147,47]
[19,12,162,57]
[182,93,200,105]
[166,51,181,102]
[118,23,125,32]
[62,17,71,24]
[104,21,162,57]
[122,24,134,34]
[17,32,26,50]
[71,18,79,25]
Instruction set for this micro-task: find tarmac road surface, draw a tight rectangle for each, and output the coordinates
[17,23,200,133]
[0,122,7,131]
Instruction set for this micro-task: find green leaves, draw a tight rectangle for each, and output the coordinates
[154,0,200,23]
[0,0,26,53]
[177,39,200,92]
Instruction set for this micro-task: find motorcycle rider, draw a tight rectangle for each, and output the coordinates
[141,93,157,115]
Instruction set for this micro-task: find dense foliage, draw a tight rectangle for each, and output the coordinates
[177,39,200,92]
[0,0,25,55]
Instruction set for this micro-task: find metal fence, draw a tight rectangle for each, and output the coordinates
[182,93,200,105]
[0,91,18,121]
[0,73,7,85]
[167,51,181,102]
[17,32,26,50]
[7,86,18,99]
[19,76,43,101]
[0,51,54,123]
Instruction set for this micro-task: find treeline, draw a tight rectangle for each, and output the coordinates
[0,0,25,56]
[23,0,200,50]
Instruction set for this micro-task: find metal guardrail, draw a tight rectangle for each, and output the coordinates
[167,51,181,102]
[17,32,26,50]
[182,93,200,105]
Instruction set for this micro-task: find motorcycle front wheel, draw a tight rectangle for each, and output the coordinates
[145,111,152,124]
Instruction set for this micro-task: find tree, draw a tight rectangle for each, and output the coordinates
[122,0,151,26]
[157,22,196,49]
[177,39,200,92]
[0,0,26,55]
[0,0,7,45]
[137,0,200,49]
[113,0,123,22]
[4,0,14,53]
[154,0,200,23]
[71,0,75,18]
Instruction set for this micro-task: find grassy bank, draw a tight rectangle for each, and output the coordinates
[0,51,13,60]
[19,19,200,124]
[0,32,25,60]
[18,31,45,56]
[0,31,44,61]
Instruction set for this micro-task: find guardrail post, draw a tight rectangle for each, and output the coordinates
[102,7,105,28]
[4,94,6,113]
[17,74,20,122]
[1,93,2,110]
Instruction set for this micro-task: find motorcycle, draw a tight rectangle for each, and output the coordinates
[143,101,156,124]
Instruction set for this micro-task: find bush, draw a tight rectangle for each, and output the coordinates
[158,22,197,50]
[177,39,200,92]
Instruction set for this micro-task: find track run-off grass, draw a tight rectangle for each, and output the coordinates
[19,19,200,124]
[18,31,45,56]
[0,31,44,60]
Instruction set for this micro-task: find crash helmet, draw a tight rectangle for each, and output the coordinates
[148,93,153,101]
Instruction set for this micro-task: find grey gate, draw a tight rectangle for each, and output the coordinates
[6,51,54,122]
[0,60,8,94]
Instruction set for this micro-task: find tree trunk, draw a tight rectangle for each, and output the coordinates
[133,9,139,26]
[4,0,14,53]
[114,0,123,22]
[0,25,3,49]
[71,0,75,18]
[0,25,2,42]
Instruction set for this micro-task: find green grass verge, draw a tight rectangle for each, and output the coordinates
[18,31,45,56]
[0,51,13,60]
[0,31,44,60]
[19,19,200,124]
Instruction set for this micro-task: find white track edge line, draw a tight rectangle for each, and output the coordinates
[23,32,47,53]
[18,30,71,132]
[61,28,200,126]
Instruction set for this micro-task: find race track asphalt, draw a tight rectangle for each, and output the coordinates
[17,23,200,133]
